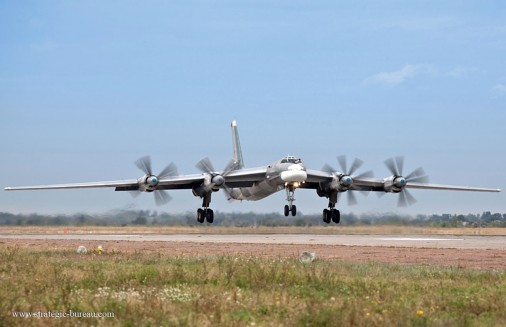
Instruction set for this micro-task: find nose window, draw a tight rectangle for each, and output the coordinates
[282,157,302,164]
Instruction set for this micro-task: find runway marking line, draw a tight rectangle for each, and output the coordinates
[377,238,464,241]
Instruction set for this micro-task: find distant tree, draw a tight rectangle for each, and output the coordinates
[131,216,148,225]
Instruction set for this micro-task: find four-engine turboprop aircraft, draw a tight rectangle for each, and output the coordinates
[5,120,501,224]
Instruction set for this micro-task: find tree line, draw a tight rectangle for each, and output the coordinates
[0,210,505,227]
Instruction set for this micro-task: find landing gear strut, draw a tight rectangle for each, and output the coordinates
[197,192,214,224]
[323,201,340,224]
[284,185,297,216]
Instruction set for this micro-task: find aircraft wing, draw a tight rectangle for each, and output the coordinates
[221,167,268,187]
[305,169,333,182]
[4,167,268,192]
[303,171,386,191]
[405,183,500,192]
[154,167,267,190]
[303,170,500,193]
[4,179,140,191]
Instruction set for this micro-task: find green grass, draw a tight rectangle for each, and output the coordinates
[0,247,505,326]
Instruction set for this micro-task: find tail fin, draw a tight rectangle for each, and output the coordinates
[231,120,244,169]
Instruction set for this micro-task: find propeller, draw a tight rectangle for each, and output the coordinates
[196,157,239,202]
[323,155,374,206]
[384,156,429,207]
[336,155,374,179]
[133,156,178,206]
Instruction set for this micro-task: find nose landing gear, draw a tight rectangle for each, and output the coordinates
[284,204,296,216]
[284,184,297,216]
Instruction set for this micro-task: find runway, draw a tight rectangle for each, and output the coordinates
[1,233,504,250]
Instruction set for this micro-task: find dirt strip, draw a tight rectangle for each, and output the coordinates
[1,238,504,270]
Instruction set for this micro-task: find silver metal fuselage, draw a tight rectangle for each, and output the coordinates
[229,157,307,201]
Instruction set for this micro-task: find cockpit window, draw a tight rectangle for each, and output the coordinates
[281,157,302,164]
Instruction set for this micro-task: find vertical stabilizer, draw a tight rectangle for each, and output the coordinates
[231,120,244,169]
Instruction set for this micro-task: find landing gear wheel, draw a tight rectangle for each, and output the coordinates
[206,209,214,224]
[331,209,340,224]
[197,208,205,223]
[284,205,290,217]
[291,205,297,216]
[322,209,331,224]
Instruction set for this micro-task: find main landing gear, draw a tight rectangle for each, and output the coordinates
[197,192,214,224]
[197,208,214,224]
[284,185,297,216]
[323,202,340,224]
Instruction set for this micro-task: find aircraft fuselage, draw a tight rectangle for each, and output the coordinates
[230,156,307,201]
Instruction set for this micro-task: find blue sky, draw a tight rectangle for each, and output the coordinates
[1,1,504,215]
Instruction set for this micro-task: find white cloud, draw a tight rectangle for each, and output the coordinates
[363,64,477,86]
[363,64,434,85]
[491,84,506,97]
[445,67,478,78]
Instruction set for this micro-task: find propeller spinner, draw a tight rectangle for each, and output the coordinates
[134,156,178,206]
[384,156,429,207]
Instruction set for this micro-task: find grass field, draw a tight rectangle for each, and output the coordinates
[1,247,505,326]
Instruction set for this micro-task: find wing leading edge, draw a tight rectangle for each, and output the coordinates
[4,179,139,191]
[405,183,500,192]
[303,170,500,193]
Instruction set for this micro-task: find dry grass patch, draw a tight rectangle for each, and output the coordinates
[1,247,505,326]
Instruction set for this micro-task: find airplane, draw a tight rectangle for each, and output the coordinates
[4,120,501,224]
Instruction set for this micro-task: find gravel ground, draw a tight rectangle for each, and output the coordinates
[1,238,504,270]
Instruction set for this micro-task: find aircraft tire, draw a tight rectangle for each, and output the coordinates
[284,205,290,216]
[331,209,340,224]
[206,209,214,223]
[323,209,331,224]
[197,209,205,223]
[291,205,297,216]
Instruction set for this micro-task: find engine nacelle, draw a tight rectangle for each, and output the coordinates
[192,173,223,197]
[339,175,353,189]
[212,175,225,186]
[138,175,159,192]
[330,175,353,191]
[318,175,353,196]
[383,176,406,193]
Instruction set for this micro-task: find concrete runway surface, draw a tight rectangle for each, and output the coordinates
[0,234,504,250]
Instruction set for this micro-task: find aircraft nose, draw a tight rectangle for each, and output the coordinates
[281,164,307,182]
[288,163,305,171]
